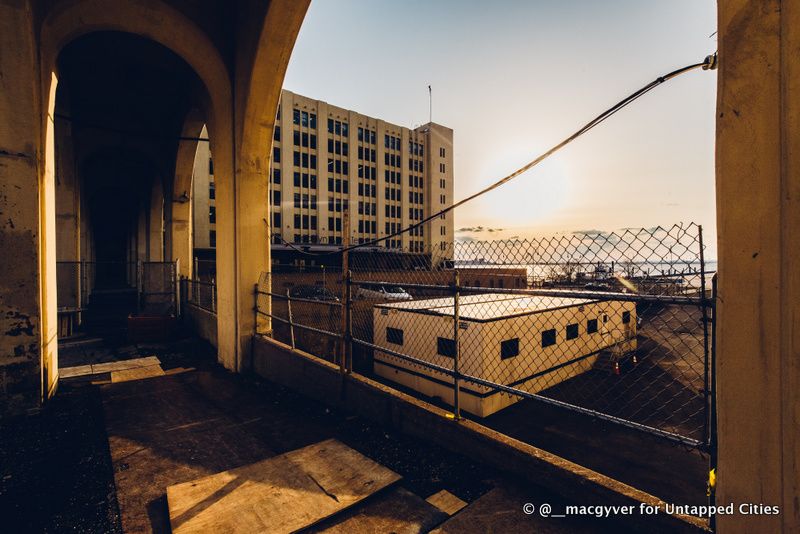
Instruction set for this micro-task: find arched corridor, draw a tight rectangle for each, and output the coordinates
[0,0,310,415]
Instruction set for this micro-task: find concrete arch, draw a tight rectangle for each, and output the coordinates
[38,0,232,130]
[38,0,239,369]
[169,109,207,279]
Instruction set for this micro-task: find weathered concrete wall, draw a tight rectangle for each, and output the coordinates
[716,1,800,532]
[252,335,708,534]
[0,2,55,416]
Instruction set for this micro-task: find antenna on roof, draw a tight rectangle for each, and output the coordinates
[428,85,432,124]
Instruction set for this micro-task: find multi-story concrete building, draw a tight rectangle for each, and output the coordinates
[193,89,454,264]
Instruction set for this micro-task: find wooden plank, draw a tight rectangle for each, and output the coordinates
[92,356,161,374]
[425,489,467,516]
[167,439,401,534]
[111,365,165,383]
[309,487,448,534]
[59,364,94,378]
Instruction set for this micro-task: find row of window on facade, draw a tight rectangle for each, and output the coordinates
[358,127,375,144]
[385,312,632,358]
[385,152,402,168]
[293,193,318,210]
[328,118,349,137]
[385,187,401,202]
[358,201,377,215]
[270,192,426,229]
[293,130,317,149]
[359,146,376,162]
[358,220,377,234]
[358,183,376,197]
[271,168,425,192]
[385,134,401,150]
[292,109,318,129]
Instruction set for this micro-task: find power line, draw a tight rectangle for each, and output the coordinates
[278,54,717,257]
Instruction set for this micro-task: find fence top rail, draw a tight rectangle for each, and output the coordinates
[348,278,709,306]
[256,289,343,307]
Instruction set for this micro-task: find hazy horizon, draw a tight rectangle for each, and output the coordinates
[283,0,718,255]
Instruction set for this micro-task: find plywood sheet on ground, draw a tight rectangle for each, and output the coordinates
[111,365,165,383]
[426,489,467,516]
[308,487,448,533]
[92,356,160,374]
[60,356,162,378]
[430,486,601,534]
[166,438,401,534]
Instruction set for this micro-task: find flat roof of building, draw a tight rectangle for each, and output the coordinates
[376,293,599,322]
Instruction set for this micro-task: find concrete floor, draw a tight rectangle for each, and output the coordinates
[1,336,638,533]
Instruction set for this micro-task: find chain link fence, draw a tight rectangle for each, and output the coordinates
[257,222,714,450]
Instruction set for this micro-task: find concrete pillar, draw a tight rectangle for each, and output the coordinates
[169,116,204,279]
[148,178,164,261]
[55,97,80,264]
[716,1,800,531]
[0,0,58,416]
[207,121,237,370]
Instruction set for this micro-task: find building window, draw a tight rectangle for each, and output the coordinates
[541,329,556,348]
[437,337,456,358]
[208,158,214,175]
[209,182,215,199]
[273,147,280,163]
[622,311,631,324]
[272,168,281,184]
[587,318,598,334]
[566,323,579,340]
[440,147,445,157]
[293,109,300,124]
[500,338,519,360]
[209,230,216,247]
[440,163,445,173]
[272,190,280,207]
[208,206,216,224]
[386,327,404,346]
[274,125,281,141]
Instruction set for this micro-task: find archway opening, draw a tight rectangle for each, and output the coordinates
[53,31,208,346]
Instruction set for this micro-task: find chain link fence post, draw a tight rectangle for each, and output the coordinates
[453,268,461,421]
[345,269,353,373]
[286,288,296,350]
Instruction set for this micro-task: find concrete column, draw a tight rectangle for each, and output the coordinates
[55,99,80,264]
[169,117,203,279]
[148,178,164,261]
[716,1,800,531]
[207,120,237,370]
[0,0,58,416]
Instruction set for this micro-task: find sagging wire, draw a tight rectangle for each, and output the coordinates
[278,53,718,257]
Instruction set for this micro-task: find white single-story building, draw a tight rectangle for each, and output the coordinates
[372,293,637,417]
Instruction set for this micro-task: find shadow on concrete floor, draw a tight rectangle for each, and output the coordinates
[3,336,637,533]
[0,384,123,534]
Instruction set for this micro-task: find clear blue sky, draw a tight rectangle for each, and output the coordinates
[284,0,718,245]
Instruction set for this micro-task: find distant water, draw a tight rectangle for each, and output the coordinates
[456,260,718,289]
